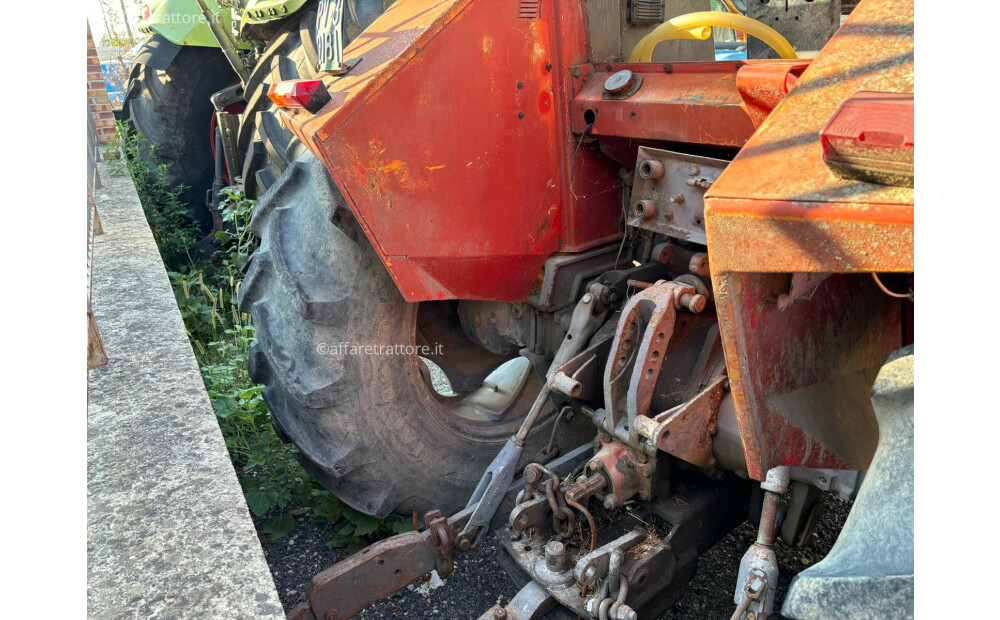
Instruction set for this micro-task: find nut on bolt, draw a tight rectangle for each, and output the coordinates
[522,466,541,485]
[493,607,508,619]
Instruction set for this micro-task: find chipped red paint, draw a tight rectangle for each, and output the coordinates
[276,2,805,303]
[570,61,758,147]
[704,0,914,480]
[280,0,622,302]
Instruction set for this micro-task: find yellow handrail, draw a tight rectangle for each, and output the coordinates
[629,11,797,62]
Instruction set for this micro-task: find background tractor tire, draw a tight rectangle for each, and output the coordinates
[237,0,385,200]
[123,44,235,231]
[239,154,586,518]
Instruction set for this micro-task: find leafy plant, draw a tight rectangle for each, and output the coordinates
[105,122,201,269]
[109,130,405,547]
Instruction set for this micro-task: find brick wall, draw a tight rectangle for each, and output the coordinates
[87,23,118,144]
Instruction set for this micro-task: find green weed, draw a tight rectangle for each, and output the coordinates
[110,123,407,545]
[105,122,200,270]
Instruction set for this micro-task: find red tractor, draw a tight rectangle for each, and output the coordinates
[233,0,914,617]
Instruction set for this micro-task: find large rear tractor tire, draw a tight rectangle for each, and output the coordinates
[239,154,588,518]
[122,44,234,231]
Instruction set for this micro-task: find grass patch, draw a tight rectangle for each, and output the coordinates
[106,124,409,548]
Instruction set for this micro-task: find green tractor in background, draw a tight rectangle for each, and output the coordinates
[123,0,386,232]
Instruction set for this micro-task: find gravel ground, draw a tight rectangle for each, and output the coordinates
[258,491,851,619]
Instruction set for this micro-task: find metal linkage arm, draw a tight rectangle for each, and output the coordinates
[456,292,609,550]
[288,508,471,620]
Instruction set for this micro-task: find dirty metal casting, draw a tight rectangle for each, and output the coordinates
[634,375,727,472]
[583,438,651,506]
[498,475,751,619]
[599,279,706,444]
[628,147,729,245]
[476,580,557,620]
[747,0,841,59]
[532,246,633,313]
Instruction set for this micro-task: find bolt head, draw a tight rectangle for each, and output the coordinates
[458,538,472,551]
[493,607,508,619]
[582,293,594,304]
[588,459,604,471]
[604,496,618,509]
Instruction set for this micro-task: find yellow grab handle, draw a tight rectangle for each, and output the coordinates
[629,11,798,62]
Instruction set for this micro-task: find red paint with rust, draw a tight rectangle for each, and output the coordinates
[704,0,914,480]
[281,0,622,302]
[277,1,782,303]
[735,60,810,129]
[570,61,758,147]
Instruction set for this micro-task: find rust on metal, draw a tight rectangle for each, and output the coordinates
[294,508,472,620]
[280,0,623,302]
[625,281,699,419]
[571,61,758,147]
[648,377,727,471]
[703,0,913,480]
[736,60,811,129]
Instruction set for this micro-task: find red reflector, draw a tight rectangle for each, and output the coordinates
[267,79,328,112]
[820,91,913,187]
[142,5,150,20]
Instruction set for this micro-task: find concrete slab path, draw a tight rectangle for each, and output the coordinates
[87,160,284,620]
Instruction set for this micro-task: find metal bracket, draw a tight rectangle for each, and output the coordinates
[210,84,245,185]
[289,507,472,620]
[634,376,727,471]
